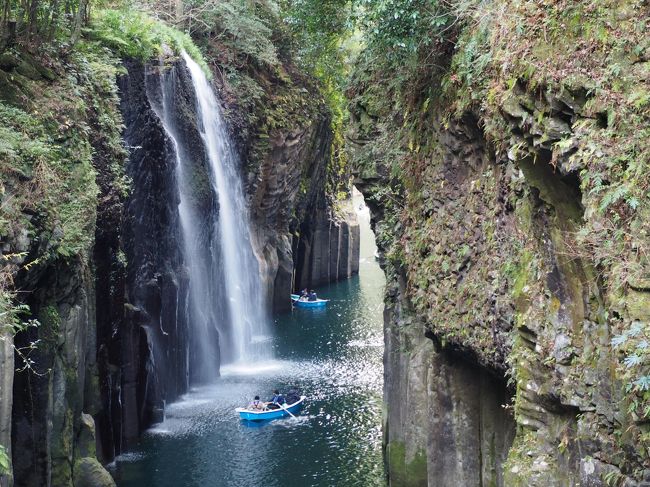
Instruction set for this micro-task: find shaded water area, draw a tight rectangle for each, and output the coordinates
[111,201,387,486]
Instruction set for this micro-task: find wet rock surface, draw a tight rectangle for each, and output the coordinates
[350,45,649,486]
[2,27,359,487]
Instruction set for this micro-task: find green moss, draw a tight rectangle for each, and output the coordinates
[88,9,210,76]
[50,407,74,487]
[517,156,582,224]
[387,441,427,486]
[39,305,61,335]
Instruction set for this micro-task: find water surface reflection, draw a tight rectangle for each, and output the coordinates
[113,199,385,487]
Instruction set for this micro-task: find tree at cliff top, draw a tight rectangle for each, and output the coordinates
[0,0,89,48]
[154,0,361,199]
[279,0,361,199]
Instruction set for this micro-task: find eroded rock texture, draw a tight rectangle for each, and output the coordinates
[1,49,121,487]
[383,272,515,486]
[349,1,649,484]
[195,23,361,313]
[94,59,193,462]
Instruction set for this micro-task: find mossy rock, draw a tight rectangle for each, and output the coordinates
[387,441,427,486]
[0,70,26,106]
[73,457,116,487]
[0,53,20,71]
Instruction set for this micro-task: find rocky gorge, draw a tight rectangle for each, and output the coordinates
[0,7,358,486]
[0,0,648,486]
[348,0,649,485]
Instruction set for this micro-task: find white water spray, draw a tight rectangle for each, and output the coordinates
[181,52,271,364]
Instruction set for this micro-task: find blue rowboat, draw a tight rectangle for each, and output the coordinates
[291,294,329,308]
[236,396,306,421]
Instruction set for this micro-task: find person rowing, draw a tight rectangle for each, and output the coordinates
[266,389,286,410]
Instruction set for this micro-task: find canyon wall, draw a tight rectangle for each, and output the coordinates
[0,10,358,487]
[199,22,360,312]
[349,0,649,485]
[1,46,124,487]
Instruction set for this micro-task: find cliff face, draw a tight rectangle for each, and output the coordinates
[1,7,360,485]
[349,0,649,485]
[194,12,360,311]
[95,58,197,461]
[0,47,122,487]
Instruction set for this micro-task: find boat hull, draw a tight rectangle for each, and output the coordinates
[290,294,329,308]
[237,396,306,421]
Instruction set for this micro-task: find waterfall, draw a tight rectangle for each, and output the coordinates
[181,52,272,364]
[153,63,219,382]
[151,53,272,382]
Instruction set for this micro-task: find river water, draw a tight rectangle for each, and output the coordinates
[112,198,387,487]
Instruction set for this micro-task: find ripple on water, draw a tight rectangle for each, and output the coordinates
[114,224,387,486]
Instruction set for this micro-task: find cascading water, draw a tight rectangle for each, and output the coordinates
[181,52,272,364]
[151,52,271,379]
[151,63,219,383]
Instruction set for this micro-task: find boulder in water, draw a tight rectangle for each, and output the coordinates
[73,457,116,487]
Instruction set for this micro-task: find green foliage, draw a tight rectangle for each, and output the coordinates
[0,96,96,258]
[281,0,359,199]
[183,0,280,67]
[612,321,650,420]
[1,267,41,377]
[88,8,209,74]
[88,9,162,60]
[360,0,452,56]
[0,0,89,47]
[0,444,9,475]
[1,293,39,336]
[281,0,355,76]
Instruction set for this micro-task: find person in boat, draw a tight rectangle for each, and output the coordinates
[285,388,300,405]
[266,389,286,410]
[299,288,309,301]
[248,395,265,411]
[308,290,317,301]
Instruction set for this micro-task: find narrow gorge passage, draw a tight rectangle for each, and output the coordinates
[2,1,647,486]
[110,196,386,487]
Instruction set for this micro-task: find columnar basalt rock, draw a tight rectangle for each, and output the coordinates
[0,330,13,487]
[1,21,359,486]
[11,261,107,487]
[350,47,649,487]
[244,109,360,311]
[293,204,360,292]
[0,48,121,487]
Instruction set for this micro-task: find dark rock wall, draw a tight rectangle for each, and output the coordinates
[349,8,650,481]
[293,205,360,292]
[2,49,120,487]
[95,59,203,461]
[11,260,104,487]
[244,105,360,312]
[382,271,515,487]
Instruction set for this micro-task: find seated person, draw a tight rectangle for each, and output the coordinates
[299,288,309,301]
[285,389,300,405]
[267,389,286,409]
[248,395,265,410]
[308,290,317,301]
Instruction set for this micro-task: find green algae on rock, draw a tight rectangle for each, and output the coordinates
[349,0,650,484]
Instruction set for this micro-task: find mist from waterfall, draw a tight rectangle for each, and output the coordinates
[152,54,272,382]
[181,52,272,364]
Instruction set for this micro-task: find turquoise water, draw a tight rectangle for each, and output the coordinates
[112,202,387,487]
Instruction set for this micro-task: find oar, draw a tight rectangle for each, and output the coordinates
[279,402,296,419]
